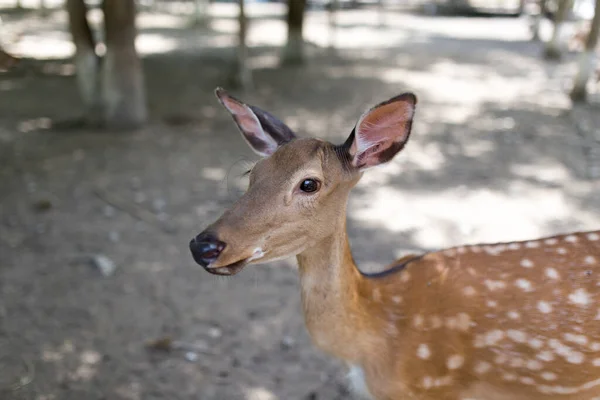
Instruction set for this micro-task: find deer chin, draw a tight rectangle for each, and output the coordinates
[206,258,248,276]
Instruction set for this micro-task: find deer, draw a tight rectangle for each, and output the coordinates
[189,88,600,400]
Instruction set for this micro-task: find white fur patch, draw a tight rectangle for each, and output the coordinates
[347,365,373,399]
[248,247,266,262]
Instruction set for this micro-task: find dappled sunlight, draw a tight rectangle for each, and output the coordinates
[10,32,73,59]
[245,386,278,400]
[350,178,600,252]
[136,33,179,55]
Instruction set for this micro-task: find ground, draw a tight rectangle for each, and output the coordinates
[1,2,600,400]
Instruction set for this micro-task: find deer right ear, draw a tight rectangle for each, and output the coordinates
[215,88,296,157]
[344,93,417,170]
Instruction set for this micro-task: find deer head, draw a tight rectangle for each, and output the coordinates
[189,88,417,276]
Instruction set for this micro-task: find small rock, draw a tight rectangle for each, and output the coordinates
[91,254,117,277]
[184,351,198,362]
[134,192,146,204]
[108,231,120,243]
[32,198,53,212]
[280,336,295,350]
[208,327,222,339]
[130,176,142,190]
[103,206,115,218]
[152,198,166,212]
[26,181,37,194]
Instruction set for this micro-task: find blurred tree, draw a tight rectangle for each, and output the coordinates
[570,0,600,101]
[66,0,147,129]
[193,0,210,26]
[544,0,574,59]
[530,0,547,41]
[231,0,252,89]
[282,0,306,65]
[0,46,20,71]
[328,0,338,48]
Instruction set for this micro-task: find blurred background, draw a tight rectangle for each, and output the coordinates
[1,0,599,399]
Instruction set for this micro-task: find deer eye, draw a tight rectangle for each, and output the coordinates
[299,178,320,193]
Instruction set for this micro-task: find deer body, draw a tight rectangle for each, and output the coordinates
[189,88,600,399]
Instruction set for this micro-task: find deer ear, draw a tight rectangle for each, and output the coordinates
[215,88,296,157]
[345,93,417,170]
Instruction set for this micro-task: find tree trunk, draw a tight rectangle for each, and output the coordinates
[328,0,338,48]
[0,46,20,71]
[40,0,48,16]
[15,0,22,9]
[282,0,306,65]
[570,0,600,102]
[231,0,252,89]
[378,0,385,28]
[102,0,147,129]
[544,0,573,59]
[530,0,546,41]
[193,0,210,26]
[66,0,103,125]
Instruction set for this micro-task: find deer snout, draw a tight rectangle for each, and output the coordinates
[189,232,226,267]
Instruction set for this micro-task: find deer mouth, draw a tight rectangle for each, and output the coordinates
[205,259,248,276]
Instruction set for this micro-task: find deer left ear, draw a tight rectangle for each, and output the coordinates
[215,87,296,157]
[345,93,417,170]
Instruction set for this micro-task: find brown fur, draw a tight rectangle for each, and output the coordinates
[198,93,600,399]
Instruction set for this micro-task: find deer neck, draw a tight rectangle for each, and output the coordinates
[296,215,380,363]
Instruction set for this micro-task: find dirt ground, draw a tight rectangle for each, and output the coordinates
[1,3,600,400]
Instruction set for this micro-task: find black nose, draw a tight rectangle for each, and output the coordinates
[189,232,226,267]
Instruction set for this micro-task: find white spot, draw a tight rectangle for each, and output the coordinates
[417,344,431,360]
[463,286,477,296]
[486,300,498,308]
[591,342,600,351]
[545,268,560,280]
[455,313,472,332]
[537,351,555,362]
[538,301,552,314]
[585,256,596,265]
[520,376,535,385]
[569,288,591,306]
[520,258,534,268]
[564,333,588,346]
[556,247,568,255]
[507,330,527,343]
[248,247,265,261]
[588,232,599,241]
[447,354,464,370]
[413,315,424,328]
[508,243,520,250]
[529,337,544,349]
[494,353,508,365]
[347,365,372,399]
[515,278,533,292]
[527,359,543,371]
[526,241,540,248]
[434,376,453,387]
[541,372,557,381]
[502,373,517,381]
[470,246,482,253]
[509,357,524,368]
[422,376,434,389]
[565,235,578,243]
[391,296,402,304]
[457,246,467,254]
[567,351,585,364]
[545,238,558,245]
[484,280,506,291]
[507,310,520,320]
[473,361,492,375]
[593,358,600,367]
